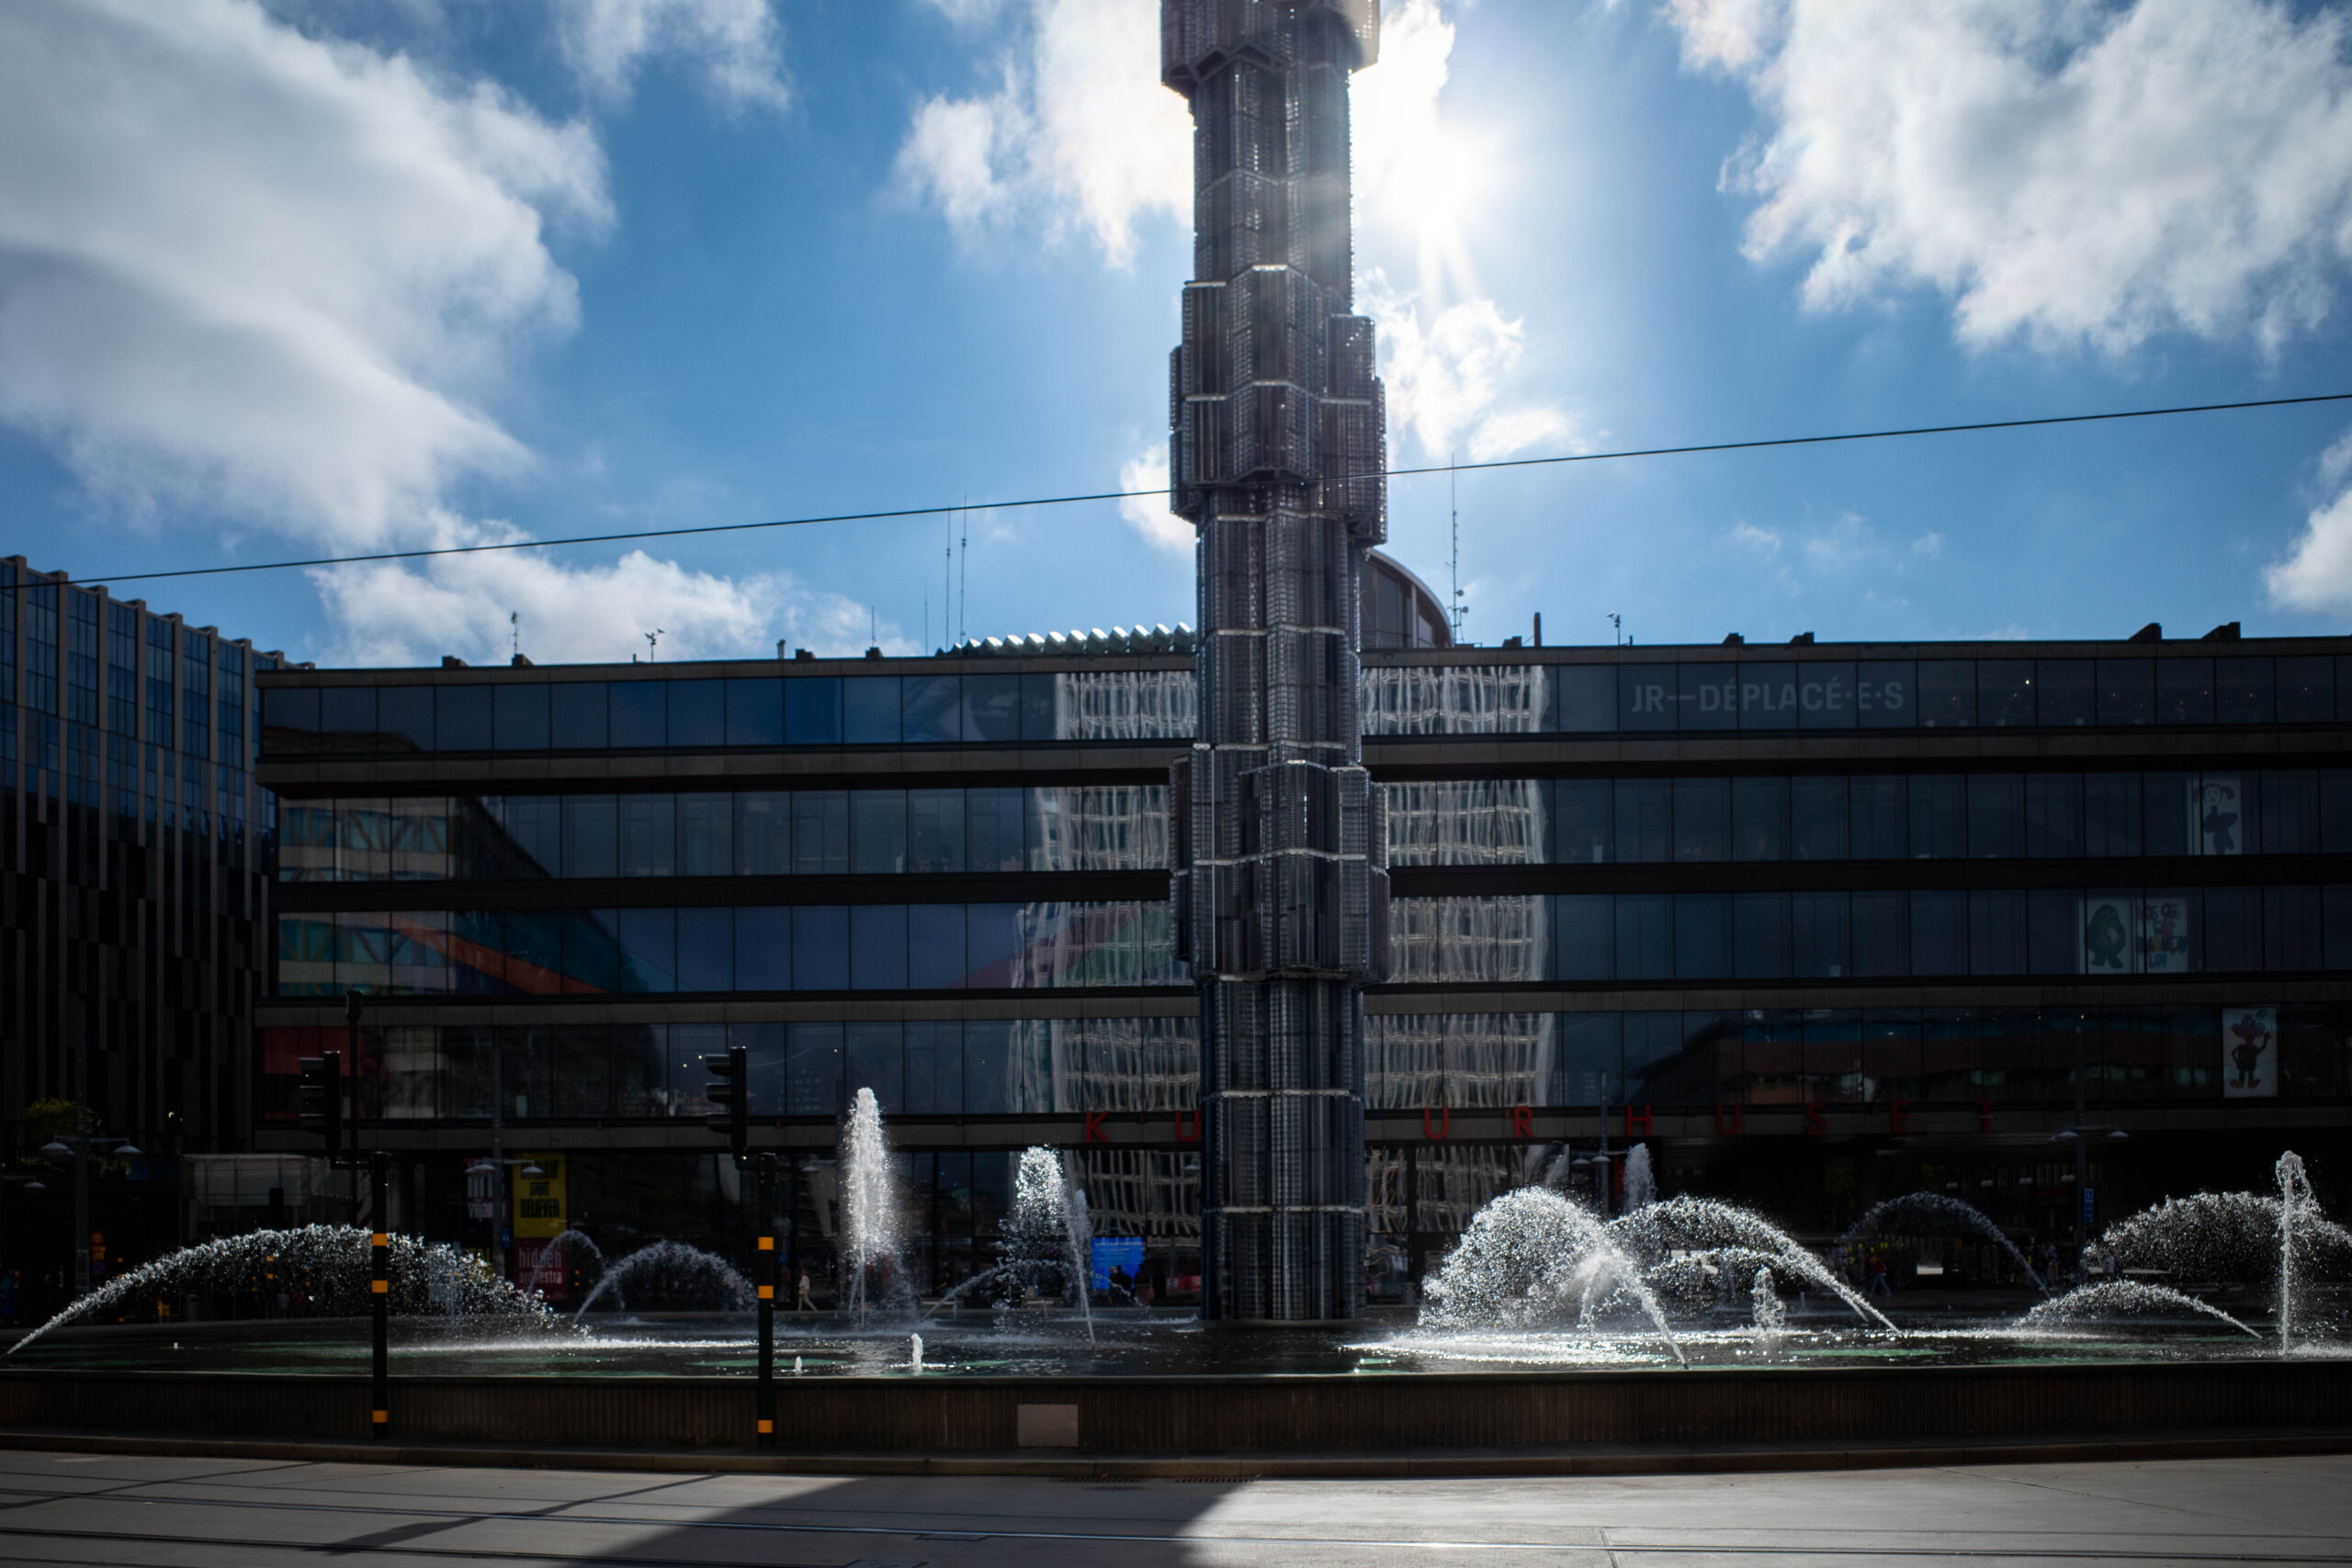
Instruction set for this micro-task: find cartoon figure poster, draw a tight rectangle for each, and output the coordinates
[2142,895,2195,975]
[2222,1006,2278,1098]
[2082,897,2137,975]
[2197,776,2247,856]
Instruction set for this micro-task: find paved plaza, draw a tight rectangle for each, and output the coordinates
[0,1447,2343,1566]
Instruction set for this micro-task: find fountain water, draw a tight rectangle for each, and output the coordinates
[910,1333,924,1374]
[521,1229,605,1302]
[1838,1193,2047,1292]
[839,1088,911,1319]
[1611,1197,1897,1333]
[1751,1268,1787,1346]
[926,1146,1098,1329]
[1062,1159,1095,1344]
[2020,1281,2260,1339]
[1623,1145,1657,1213]
[1419,1188,1687,1363]
[2278,1152,2317,1351]
[571,1241,753,1319]
[7,1225,565,1356]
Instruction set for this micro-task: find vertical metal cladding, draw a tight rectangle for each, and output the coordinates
[1162,0,1388,1322]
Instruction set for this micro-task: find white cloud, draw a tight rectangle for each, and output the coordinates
[1664,0,2352,354]
[895,0,1189,265]
[1118,444,1193,555]
[2265,426,2352,615]
[1365,274,1580,461]
[920,0,1006,23]
[1731,522,1781,552]
[556,0,788,112]
[0,0,787,664]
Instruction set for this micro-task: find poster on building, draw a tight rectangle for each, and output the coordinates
[509,1155,568,1296]
[2142,894,2195,975]
[2196,776,2248,856]
[2222,1007,2278,1098]
[2081,896,2137,975]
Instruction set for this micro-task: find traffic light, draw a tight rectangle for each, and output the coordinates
[706,1045,748,1161]
[299,1049,344,1162]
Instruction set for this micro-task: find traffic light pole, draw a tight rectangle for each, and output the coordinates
[370,1150,390,1439]
[756,1152,776,1449]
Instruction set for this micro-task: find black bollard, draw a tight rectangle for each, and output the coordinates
[370,1150,390,1438]
[756,1152,776,1449]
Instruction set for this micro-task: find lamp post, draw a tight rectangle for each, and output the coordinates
[2058,1017,2129,1281]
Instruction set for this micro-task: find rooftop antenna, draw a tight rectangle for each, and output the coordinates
[922,577,929,653]
[944,513,956,649]
[645,628,662,662]
[1448,455,1466,641]
[869,605,877,649]
[510,611,519,660]
[958,496,969,647]
[1608,613,1622,647]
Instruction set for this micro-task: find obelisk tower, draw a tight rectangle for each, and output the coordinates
[1163,0,1388,1322]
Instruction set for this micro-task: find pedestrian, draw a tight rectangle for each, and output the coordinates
[795,1269,813,1313]
[1867,1250,1891,1296]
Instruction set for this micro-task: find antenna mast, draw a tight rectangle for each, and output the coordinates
[1449,457,1465,641]
[957,498,968,646]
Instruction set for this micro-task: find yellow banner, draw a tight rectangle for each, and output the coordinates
[513,1155,566,1239]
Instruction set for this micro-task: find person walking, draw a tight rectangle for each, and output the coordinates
[795,1269,813,1313]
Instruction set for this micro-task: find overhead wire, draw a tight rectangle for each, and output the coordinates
[50,389,2352,589]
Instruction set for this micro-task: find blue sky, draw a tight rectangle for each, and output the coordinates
[3,0,2350,666]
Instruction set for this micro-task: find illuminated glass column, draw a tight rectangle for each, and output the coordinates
[1162,0,1388,1322]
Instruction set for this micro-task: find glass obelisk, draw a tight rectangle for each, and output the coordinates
[1163,0,1388,1322]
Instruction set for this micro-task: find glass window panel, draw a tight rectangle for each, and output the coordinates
[1968,889,2027,975]
[843,677,901,743]
[617,794,675,876]
[2145,771,2198,857]
[264,686,321,736]
[320,685,379,743]
[2213,657,2273,724]
[2024,773,2082,857]
[562,910,620,993]
[2331,886,2352,972]
[1797,662,1858,729]
[1734,892,1791,978]
[1732,776,1789,861]
[2260,771,2318,855]
[609,682,665,748]
[388,908,449,996]
[1622,1012,1689,1103]
[1672,778,1728,862]
[1613,779,1670,862]
[562,795,616,878]
[1909,774,1965,858]
[1849,775,1907,859]
[910,902,968,987]
[962,672,1021,741]
[549,682,606,749]
[1674,893,1728,979]
[1792,892,1849,978]
[1555,894,1614,981]
[905,1021,962,1116]
[2081,890,2139,976]
[852,789,908,874]
[2083,773,2143,856]
[735,792,791,874]
[616,907,675,993]
[1916,1009,1978,1102]
[793,790,849,874]
[1967,773,2023,858]
[2325,772,2352,852]
[493,685,548,750]
[1856,661,1914,728]
[1851,891,1909,976]
[784,677,842,743]
[2204,887,2260,972]
[2036,660,2094,727]
[676,907,733,991]
[2141,889,2198,975]
[901,674,961,743]
[846,1022,904,1115]
[2276,656,2333,722]
[1555,780,1611,863]
[967,787,1025,873]
[665,680,723,747]
[850,904,909,989]
[714,677,777,746]
[1802,1011,1863,1103]
[2155,659,2214,725]
[2164,1007,2219,1098]
[676,793,731,877]
[1737,662,1798,730]
[966,903,1023,987]
[1675,663,1733,729]
[786,1023,842,1115]
[1977,660,2034,727]
[1743,1010,1805,1103]
[1917,662,1975,728]
[735,906,791,989]
[2097,659,2154,725]
[730,1021,784,1116]
[1617,665,1679,731]
[963,1021,1013,1112]
[1615,893,1673,980]
[1791,776,1849,861]
[1556,667,1613,731]
[908,788,966,873]
[1910,891,1965,975]
[793,906,849,989]
[2265,886,2324,972]
[2027,889,2079,974]
[359,687,421,752]
[2279,1003,2339,1097]
[1019,671,1058,740]
[434,685,492,751]
[1555,1013,1621,1106]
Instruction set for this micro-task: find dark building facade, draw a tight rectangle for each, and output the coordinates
[2,558,287,1293]
[249,631,2352,1303]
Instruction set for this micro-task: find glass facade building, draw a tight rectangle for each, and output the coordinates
[248,630,2352,1303]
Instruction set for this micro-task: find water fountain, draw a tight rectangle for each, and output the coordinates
[838,1087,911,1320]
[932,1145,1095,1319]
[1838,1192,2047,1292]
[571,1240,754,1319]
[1611,1197,1897,1333]
[1751,1268,1787,1346]
[2020,1281,2260,1339]
[521,1229,605,1303]
[1418,1188,1687,1362]
[910,1333,923,1374]
[6,1225,566,1356]
[1623,1145,1657,1213]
